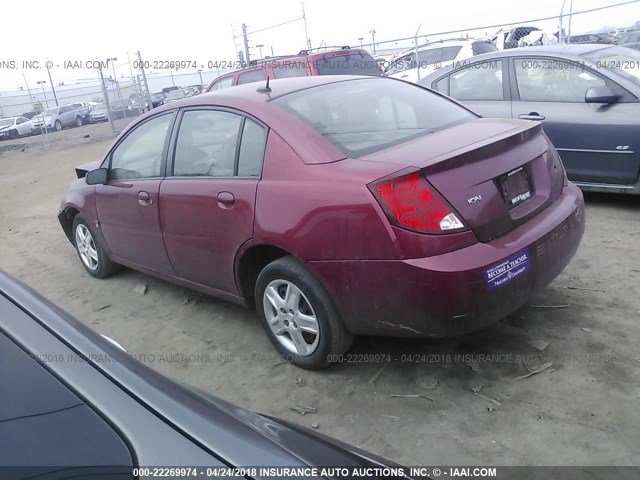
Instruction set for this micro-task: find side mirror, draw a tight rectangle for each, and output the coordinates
[85,168,108,185]
[585,86,620,104]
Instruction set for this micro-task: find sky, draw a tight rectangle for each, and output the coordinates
[0,0,639,91]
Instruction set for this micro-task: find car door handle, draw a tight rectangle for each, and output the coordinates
[138,191,152,206]
[518,112,545,121]
[217,191,235,209]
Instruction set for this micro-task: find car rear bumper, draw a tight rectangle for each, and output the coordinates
[308,182,585,338]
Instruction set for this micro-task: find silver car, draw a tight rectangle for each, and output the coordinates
[420,44,640,194]
[30,105,84,132]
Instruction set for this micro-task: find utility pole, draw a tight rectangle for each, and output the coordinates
[197,69,203,84]
[414,25,421,81]
[137,51,154,114]
[559,0,566,43]
[370,29,376,54]
[45,67,59,106]
[302,2,311,50]
[567,0,574,43]
[242,24,251,64]
[98,66,117,133]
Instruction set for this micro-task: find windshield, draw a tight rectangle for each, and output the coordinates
[582,46,640,86]
[0,119,14,127]
[93,103,106,110]
[43,108,57,116]
[273,78,474,158]
[315,53,383,76]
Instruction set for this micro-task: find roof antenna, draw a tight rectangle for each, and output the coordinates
[257,76,271,93]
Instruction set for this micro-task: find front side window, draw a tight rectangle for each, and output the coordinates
[515,58,606,102]
[173,110,242,177]
[417,46,462,67]
[110,114,172,180]
[209,76,234,91]
[450,60,504,101]
[273,78,475,158]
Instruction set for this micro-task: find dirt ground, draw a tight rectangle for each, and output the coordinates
[1,124,639,467]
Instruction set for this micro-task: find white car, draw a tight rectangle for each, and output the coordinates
[0,116,33,140]
[384,39,497,83]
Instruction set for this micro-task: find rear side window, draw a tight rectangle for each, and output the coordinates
[272,61,308,79]
[472,41,498,55]
[209,76,233,91]
[417,46,462,66]
[173,110,242,177]
[273,78,475,158]
[237,69,266,85]
[450,60,504,101]
[315,53,382,76]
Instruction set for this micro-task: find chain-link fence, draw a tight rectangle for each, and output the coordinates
[0,51,226,144]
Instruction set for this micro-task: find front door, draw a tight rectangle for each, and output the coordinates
[95,112,176,273]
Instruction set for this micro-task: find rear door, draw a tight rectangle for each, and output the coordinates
[95,112,176,273]
[159,108,267,293]
[510,56,640,185]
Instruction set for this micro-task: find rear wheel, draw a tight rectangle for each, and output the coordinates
[54,120,62,131]
[255,256,353,370]
[75,116,83,127]
[72,215,119,278]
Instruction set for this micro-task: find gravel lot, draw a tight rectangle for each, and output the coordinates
[1,124,639,466]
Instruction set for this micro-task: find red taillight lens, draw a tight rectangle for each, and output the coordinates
[370,172,466,233]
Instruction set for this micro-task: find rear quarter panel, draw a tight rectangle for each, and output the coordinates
[253,131,402,261]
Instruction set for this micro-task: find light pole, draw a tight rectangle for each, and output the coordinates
[256,44,264,59]
[37,81,49,108]
[45,66,59,106]
[197,69,203,84]
[369,29,376,54]
[170,69,175,86]
[0,93,4,117]
[358,37,364,48]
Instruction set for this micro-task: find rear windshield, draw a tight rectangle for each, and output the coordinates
[272,78,475,158]
[472,41,498,55]
[315,53,383,76]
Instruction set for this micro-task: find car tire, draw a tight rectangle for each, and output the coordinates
[9,130,18,139]
[255,256,353,370]
[75,116,82,127]
[54,120,62,131]
[72,215,120,279]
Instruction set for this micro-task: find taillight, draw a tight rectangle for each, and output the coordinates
[369,171,467,234]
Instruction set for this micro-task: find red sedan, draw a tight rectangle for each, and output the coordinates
[58,76,585,369]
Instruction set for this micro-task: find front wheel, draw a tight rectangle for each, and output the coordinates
[255,256,353,370]
[72,215,120,278]
[9,130,18,139]
[75,116,82,127]
[54,120,62,131]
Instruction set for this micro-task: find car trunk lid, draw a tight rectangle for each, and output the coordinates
[361,118,565,242]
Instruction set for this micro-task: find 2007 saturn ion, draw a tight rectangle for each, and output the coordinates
[58,76,585,369]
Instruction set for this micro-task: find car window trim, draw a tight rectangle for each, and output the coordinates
[509,55,637,103]
[166,106,269,180]
[102,111,178,183]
